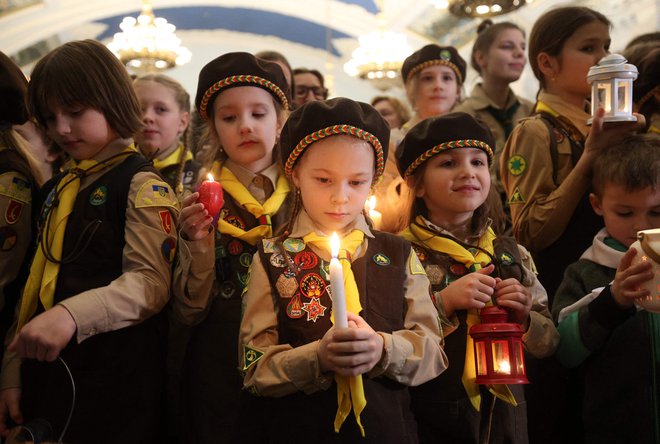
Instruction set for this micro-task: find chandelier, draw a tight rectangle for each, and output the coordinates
[343,2,412,91]
[107,0,191,74]
[431,0,527,18]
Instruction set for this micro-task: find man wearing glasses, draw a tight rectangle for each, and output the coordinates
[293,68,328,108]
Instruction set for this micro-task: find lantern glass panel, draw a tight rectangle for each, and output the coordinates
[514,341,525,374]
[596,82,612,113]
[617,81,628,113]
[476,340,488,376]
[492,340,511,375]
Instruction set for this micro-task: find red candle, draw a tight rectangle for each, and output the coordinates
[198,173,224,218]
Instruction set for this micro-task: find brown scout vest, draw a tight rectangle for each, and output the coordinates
[255,231,419,444]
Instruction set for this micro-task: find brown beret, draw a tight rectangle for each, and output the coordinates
[280,97,389,180]
[195,52,291,121]
[0,52,29,127]
[396,112,494,178]
[401,44,467,85]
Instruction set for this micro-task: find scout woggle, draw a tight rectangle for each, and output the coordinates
[198,173,224,219]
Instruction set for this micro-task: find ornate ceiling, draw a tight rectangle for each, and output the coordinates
[1,0,657,102]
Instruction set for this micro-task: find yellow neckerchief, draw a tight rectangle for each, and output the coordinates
[17,145,137,330]
[401,216,517,411]
[211,161,290,246]
[152,143,191,172]
[302,229,367,437]
[649,125,660,134]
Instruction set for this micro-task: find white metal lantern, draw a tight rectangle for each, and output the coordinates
[587,54,638,125]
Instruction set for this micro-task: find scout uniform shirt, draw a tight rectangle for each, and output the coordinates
[0,146,35,359]
[500,90,602,299]
[406,216,558,444]
[0,138,179,443]
[239,210,447,443]
[453,83,533,194]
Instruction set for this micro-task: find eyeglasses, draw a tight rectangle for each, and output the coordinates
[294,85,328,99]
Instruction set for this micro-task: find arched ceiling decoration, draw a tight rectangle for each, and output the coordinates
[1,0,657,102]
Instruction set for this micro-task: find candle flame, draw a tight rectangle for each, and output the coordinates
[367,195,376,212]
[207,173,214,181]
[330,232,340,258]
[496,360,511,374]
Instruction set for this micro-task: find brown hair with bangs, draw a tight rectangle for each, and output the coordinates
[27,39,142,138]
[528,7,610,88]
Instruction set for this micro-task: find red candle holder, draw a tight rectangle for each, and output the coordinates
[198,173,224,219]
[469,305,529,385]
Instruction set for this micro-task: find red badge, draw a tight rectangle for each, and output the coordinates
[286,293,304,319]
[449,263,467,276]
[300,273,326,298]
[294,251,318,270]
[158,210,172,234]
[5,200,23,225]
[412,245,427,262]
[302,297,327,323]
[228,240,244,255]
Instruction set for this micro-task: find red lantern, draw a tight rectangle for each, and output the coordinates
[469,306,529,385]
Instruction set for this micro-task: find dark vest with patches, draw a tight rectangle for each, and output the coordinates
[255,231,419,444]
[21,153,168,444]
[0,148,37,361]
[213,192,290,300]
[409,235,528,444]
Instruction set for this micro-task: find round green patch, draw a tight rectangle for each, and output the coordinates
[507,155,527,176]
[89,185,108,206]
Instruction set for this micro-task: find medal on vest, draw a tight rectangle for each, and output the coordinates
[276,272,298,298]
[302,296,327,323]
[283,237,305,253]
[300,273,326,298]
[269,252,287,268]
[286,293,304,318]
[294,251,318,270]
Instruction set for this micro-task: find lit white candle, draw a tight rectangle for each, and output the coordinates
[329,232,348,328]
[366,195,382,230]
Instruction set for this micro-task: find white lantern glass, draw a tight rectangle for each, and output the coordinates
[587,54,638,125]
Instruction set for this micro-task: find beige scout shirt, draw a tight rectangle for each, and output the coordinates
[1,138,179,390]
[499,90,592,253]
[453,83,533,191]
[419,217,559,358]
[172,160,281,325]
[239,210,447,397]
[0,162,32,314]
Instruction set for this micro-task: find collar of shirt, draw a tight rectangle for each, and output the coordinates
[76,137,135,190]
[538,90,591,138]
[467,83,519,111]
[223,158,280,203]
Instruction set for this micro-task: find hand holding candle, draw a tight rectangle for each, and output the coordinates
[329,232,348,328]
[198,173,224,219]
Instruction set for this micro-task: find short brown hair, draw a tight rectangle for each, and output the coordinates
[529,7,610,87]
[27,39,142,138]
[592,133,660,197]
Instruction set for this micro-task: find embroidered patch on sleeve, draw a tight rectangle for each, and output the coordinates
[409,251,426,275]
[5,200,23,224]
[135,179,178,209]
[0,173,31,204]
[507,155,526,176]
[508,187,526,205]
[242,344,264,371]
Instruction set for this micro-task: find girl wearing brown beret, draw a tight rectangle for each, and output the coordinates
[398,112,558,443]
[238,97,447,443]
[172,52,292,443]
